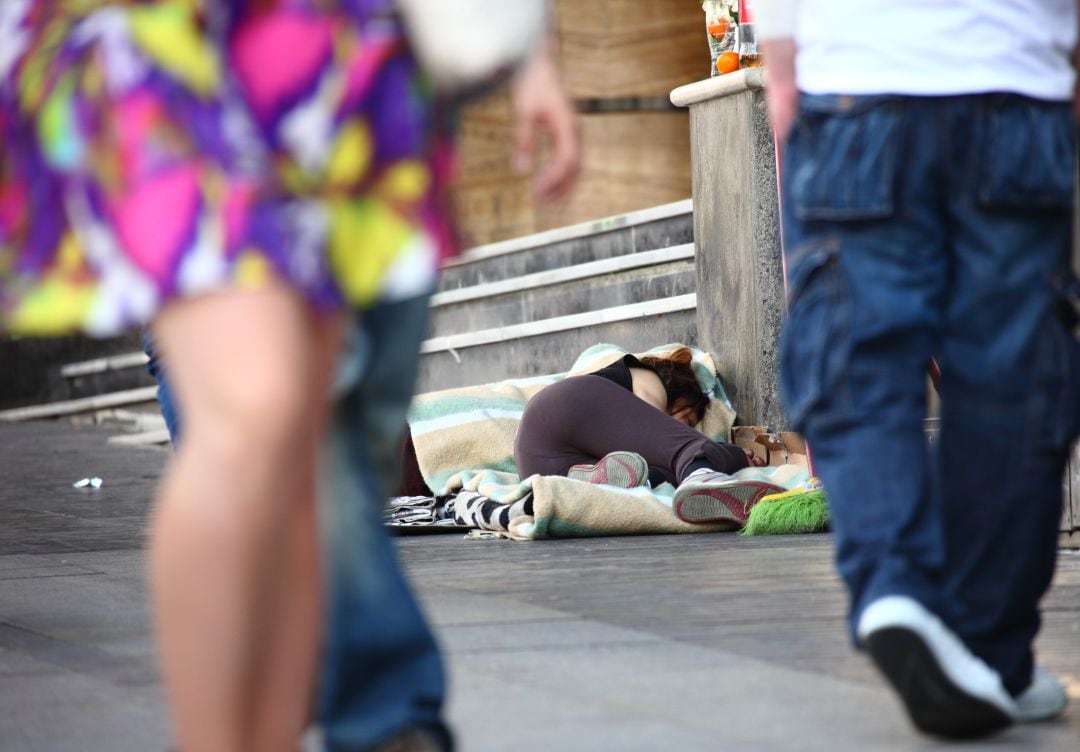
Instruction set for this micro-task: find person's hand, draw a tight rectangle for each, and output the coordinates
[761,37,798,142]
[510,42,581,202]
[744,448,767,468]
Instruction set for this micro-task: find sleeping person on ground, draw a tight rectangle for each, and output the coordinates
[513,347,784,524]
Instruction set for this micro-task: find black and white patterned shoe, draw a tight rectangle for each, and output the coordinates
[857,595,1016,739]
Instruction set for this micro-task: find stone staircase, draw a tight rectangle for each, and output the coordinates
[418,199,696,391]
[0,199,700,434]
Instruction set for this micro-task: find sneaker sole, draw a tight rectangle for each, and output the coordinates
[673,481,783,525]
[865,627,1013,739]
[567,452,647,489]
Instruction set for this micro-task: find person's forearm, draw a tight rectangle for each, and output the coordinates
[755,0,800,140]
[510,34,581,201]
[1074,0,1079,116]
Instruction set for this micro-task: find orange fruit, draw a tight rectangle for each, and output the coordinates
[707,18,730,39]
[716,51,739,75]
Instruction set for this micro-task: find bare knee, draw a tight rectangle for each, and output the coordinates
[189,367,313,468]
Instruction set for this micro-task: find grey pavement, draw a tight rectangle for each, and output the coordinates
[1,420,1078,751]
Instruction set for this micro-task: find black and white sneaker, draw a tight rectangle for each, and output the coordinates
[856,596,1016,739]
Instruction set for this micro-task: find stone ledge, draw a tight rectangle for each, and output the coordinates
[431,244,694,308]
[447,199,693,267]
[420,294,697,354]
[670,68,766,108]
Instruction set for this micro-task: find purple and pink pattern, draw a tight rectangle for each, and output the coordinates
[0,0,455,335]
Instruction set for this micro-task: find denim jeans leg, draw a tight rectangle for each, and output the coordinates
[141,329,181,444]
[779,95,952,634]
[318,293,451,751]
[934,95,1079,694]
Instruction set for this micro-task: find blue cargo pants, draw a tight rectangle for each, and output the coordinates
[779,92,1080,695]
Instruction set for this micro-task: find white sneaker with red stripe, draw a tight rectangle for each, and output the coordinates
[672,468,784,526]
[567,451,649,489]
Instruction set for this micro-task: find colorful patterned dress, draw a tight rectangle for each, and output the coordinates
[0,0,455,336]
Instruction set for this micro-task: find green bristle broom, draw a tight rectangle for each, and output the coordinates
[741,479,830,536]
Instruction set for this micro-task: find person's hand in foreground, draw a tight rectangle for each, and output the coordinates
[761,37,798,142]
[511,41,581,202]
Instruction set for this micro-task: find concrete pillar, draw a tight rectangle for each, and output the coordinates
[671,70,787,430]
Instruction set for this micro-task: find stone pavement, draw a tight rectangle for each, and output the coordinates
[0,420,1078,751]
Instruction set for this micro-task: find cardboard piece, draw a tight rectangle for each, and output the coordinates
[732,426,809,469]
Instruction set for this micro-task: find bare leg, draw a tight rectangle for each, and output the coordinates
[149,286,342,752]
[249,313,344,751]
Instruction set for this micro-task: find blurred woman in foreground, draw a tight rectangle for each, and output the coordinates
[0,2,578,749]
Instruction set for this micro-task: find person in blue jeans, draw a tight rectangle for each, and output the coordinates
[758,0,1080,741]
[316,296,451,751]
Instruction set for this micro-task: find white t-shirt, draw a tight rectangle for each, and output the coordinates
[764,0,1077,101]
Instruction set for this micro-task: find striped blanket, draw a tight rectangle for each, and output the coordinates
[406,344,808,540]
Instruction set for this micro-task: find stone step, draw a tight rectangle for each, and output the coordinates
[107,428,171,447]
[61,351,150,378]
[51,243,698,394]
[0,332,144,410]
[428,244,695,338]
[19,295,698,412]
[50,276,698,392]
[416,295,698,393]
[64,363,156,402]
[438,199,692,290]
[0,386,159,422]
[50,279,700,401]
[59,349,155,403]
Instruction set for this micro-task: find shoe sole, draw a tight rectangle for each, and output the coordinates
[567,452,647,489]
[673,481,783,525]
[865,627,1013,739]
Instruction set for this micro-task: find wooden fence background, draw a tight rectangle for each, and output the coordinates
[450,0,706,247]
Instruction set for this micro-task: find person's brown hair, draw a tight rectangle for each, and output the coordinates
[639,347,710,425]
